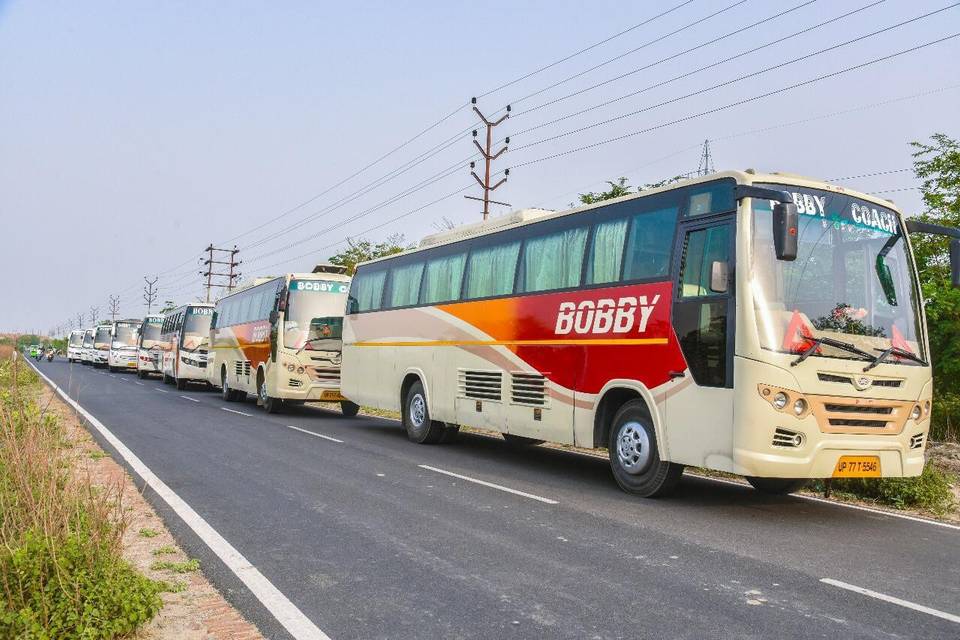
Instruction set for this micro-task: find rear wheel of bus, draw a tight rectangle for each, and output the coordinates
[402,380,444,444]
[608,400,683,498]
[221,368,245,402]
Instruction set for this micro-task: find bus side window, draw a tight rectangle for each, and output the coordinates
[350,270,387,312]
[623,207,678,281]
[464,240,520,299]
[420,253,466,304]
[387,262,425,308]
[517,226,588,293]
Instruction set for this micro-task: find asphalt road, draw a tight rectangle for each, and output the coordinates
[33,359,960,639]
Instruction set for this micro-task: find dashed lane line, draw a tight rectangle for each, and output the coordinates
[179,395,200,403]
[222,407,254,417]
[418,464,559,505]
[821,578,960,624]
[286,425,343,443]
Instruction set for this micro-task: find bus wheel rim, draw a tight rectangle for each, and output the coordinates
[617,421,651,475]
[259,381,267,403]
[410,394,426,427]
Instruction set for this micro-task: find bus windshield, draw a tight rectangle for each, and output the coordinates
[94,327,112,347]
[181,308,212,351]
[751,185,925,364]
[283,280,349,351]
[69,332,83,346]
[113,323,139,348]
[140,322,162,348]
[83,332,94,348]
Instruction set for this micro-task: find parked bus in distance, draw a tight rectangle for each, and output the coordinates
[108,319,141,372]
[67,330,85,362]
[137,315,164,379]
[80,328,95,365]
[342,170,960,498]
[91,323,113,368]
[160,303,214,390]
[210,265,356,415]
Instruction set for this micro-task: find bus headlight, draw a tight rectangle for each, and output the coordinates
[773,392,788,410]
[286,363,295,372]
[911,405,922,421]
[296,366,305,374]
[793,398,807,415]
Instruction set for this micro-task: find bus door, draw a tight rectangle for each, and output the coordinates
[664,216,736,468]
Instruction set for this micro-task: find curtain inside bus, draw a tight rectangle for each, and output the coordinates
[518,226,588,293]
[465,241,520,299]
[420,253,466,304]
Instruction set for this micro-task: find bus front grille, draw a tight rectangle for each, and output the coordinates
[810,396,910,435]
[310,367,340,384]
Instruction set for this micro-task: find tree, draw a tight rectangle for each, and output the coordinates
[576,175,687,206]
[910,133,960,441]
[328,233,412,275]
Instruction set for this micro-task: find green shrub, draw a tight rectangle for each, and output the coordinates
[811,463,956,514]
[931,392,960,443]
[150,558,199,574]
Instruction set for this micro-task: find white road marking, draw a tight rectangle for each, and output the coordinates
[155,389,169,394]
[28,361,331,640]
[179,395,200,403]
[821,578,960,624]
[222,407,253,417]
[286,425,343,443]
[419,464,559,505]
[687,473,960,531]
[135,381,144,386]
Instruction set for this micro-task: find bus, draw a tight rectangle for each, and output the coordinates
[108,319,141,372]
[91,323,113,367]
[341,170,960,498]
[209,265,357,415]
[160,303,214,390]
[80,328,95,364]
[67,330,85,362]
[136,315,164,379]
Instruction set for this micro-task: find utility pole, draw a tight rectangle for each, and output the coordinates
[465,97,511,221]
[89,306,100,325]
[76,312,84,329]
[143,276,159,314]
[697,139,715,176]
[200,245,241,303]
[108,295,120,322]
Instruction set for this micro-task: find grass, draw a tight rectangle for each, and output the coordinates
[88,449,109,460]
[0,355,162,638]
[138,527,160,538]
[150,558,200,574]
[151,545,178,556]
[157,579,188,593]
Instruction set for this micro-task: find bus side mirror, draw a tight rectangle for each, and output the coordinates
[951,239,960,288]
[709,261,729,293]
[773,202,798,261]
[269,310,279,324]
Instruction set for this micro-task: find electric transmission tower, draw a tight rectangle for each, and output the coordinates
[465,98,511,221]
[143,276,159,314]
[697,139,715,176]
[201,245,241,302]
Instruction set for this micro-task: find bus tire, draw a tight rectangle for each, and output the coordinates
[163,373,172,385]
[402,380,444,444]
[608,400,683,498]
[746,477,807,495]
[340,401,360,417]
[439,424,460,443]
[503,433,544,446]
[108,366,117,373]
[258,376,282,414]
[175,377,187,391]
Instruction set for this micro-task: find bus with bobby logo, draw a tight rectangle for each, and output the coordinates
[108,319,142,372]
[137,315,164,378]
[160,303,214,389]
[341,170,960,498]
[209,265,356,415]
[67,329,85,362]
[80,328,95,364]
[91,322,113,367]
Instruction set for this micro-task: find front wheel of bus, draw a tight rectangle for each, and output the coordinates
[403,380,444,444]
[175,377,187,391]
[608,401,683,498]
[340,401,360,417]
[746,477,807,495]
[258,376,282,414]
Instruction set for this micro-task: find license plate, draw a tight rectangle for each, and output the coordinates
[126,363,137,367]
[832,455,881,478]
[320,390,345,401]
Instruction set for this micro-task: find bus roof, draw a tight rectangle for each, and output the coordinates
[356,169,906,268]
[217,271,351,303]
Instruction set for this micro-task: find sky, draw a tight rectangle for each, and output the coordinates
[1,0,958,333]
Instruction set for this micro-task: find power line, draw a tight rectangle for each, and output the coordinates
[827,168,912,181]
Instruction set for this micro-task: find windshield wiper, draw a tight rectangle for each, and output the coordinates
[297,336,338,354]
[790,336,875,367]
[864,346,928,372]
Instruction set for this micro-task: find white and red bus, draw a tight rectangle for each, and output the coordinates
[209,266,355,415]
[136,314,165,378]
[108,319,141,372]
[342,171,959,497]
[160,303,214,390]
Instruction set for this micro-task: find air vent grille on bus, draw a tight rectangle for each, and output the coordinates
[458,370,502,402]
[772,428,803,448]
[817,373,902,388]
[234,361,252,377]
[910,433,924,449]
[511,373,547,406]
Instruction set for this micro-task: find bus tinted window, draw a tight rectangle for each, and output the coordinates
[623,206,678,280]
[585,218,628,285]
[687,181,734,217]
[464,241,520,299]
[388,262,424,308]
[420,253,466,304]
[518,226,588,293]
[352,270,387,312]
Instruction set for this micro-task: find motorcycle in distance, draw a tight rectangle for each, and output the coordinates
[46,349,54,362]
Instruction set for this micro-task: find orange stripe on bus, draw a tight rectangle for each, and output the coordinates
[350,338,669,347]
